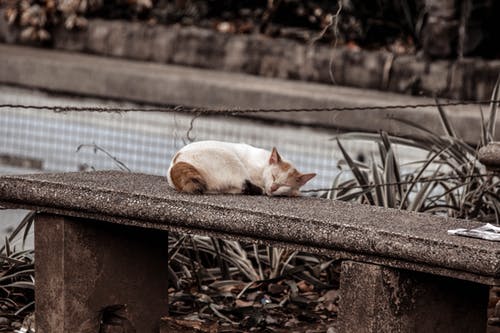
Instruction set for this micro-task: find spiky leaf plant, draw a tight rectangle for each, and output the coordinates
[331,77,500,223]
[0,211,35,331]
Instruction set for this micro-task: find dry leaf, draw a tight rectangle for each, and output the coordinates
[297,280,314,293]
[235,299,254,308]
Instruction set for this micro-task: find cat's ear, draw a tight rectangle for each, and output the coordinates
[269,147,282,165]
[297,173,316,185]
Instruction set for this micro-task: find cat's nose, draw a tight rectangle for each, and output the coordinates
[270,184,279,192]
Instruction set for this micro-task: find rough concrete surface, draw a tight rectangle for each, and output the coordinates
[35,214,169,333]
[0,44,498,144]
[0,171,499,285]
[338,261,488,333]
[479,142,500,171]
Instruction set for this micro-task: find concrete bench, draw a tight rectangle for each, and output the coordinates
[0,171,498,332]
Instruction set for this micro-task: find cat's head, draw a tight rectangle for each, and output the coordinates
[263,147,316,197]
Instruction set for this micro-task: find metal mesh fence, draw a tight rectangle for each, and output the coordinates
[0,86,424,191]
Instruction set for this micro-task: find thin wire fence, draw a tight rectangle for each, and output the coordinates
[0,88,497,193]
[0,107,351,190]
[1,99,499,114]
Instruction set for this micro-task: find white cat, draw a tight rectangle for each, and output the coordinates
[167,140,316,196]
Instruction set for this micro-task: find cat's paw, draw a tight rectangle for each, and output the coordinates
[242,180,263,195]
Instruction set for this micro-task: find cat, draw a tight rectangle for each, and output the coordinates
[167,140,316,196]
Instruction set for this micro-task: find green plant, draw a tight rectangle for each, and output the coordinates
[167,234,336,287]
[0,211,35,331]
[330,78,500,223]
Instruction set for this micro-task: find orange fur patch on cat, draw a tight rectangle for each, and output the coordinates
[170,161,207,194]
[290,169,300,177]
[279,161,292,171]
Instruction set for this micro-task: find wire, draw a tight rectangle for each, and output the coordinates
[3,101,499,195]
[0,99,499,114]
[301,172,499,193]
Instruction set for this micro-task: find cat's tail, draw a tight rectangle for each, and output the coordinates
[169,162,207,194]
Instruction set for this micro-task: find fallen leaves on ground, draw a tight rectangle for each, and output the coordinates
[166,278,339,332]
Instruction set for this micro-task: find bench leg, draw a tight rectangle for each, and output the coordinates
[338,261,488,333]
[35,214,169,333]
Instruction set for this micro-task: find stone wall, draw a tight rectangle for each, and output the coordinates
[1,16,499,101]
